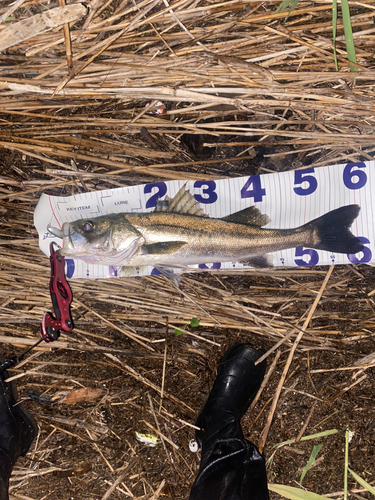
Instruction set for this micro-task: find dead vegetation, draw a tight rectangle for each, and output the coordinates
[0,0,375,499]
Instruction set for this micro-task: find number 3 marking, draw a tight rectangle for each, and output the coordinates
[194,181,218,204]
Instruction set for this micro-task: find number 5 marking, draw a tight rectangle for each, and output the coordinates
[294,168,318,196]
[294,247,319,266]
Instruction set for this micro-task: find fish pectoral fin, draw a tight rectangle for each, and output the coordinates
[240,254,274,268]
[142,241,187,255]
[221,206,271,227]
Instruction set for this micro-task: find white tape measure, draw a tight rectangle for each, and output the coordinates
[34,160,374,279]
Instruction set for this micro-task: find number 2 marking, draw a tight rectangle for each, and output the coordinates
[144,182,167,209]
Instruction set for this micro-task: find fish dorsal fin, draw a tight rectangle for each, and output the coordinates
[221,206,271,227]
[154,184,207,217]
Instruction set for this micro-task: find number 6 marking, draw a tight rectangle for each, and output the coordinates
[343,162,367,190]
[347,237,372,264]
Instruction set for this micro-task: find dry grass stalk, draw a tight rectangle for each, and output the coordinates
[100,458,137,500]
[259,264,334,452]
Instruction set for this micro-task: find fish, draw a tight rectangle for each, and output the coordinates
[56,185,364,270]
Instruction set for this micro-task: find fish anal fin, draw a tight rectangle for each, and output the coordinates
[118,265,148,277]
[143,241,187,255]
[222,206,271,227]
[240,254,274,268]
[154,184,207,217]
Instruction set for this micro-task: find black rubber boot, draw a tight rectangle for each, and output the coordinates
[190,344,269,500]
[0,361,38,500]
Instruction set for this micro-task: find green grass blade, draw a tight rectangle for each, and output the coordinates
[332,0,338,71]
[284,0,300,20]
[340,0,357,71]
[275,0,295,14]
[266,429,338,467]
[348,468,375,496]
[275,0,300,20]
[269,484,328,500]
[274,429,339,450]
[300,444,323,484]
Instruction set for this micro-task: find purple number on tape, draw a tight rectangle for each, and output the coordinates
[241,176,266,202]
[65,259,75,278]
[347,237,372,263]
[145,182,167,209]
[294,247,319,266]
[198,263,221,269]
[343,162,367,190]
[294,168,317,196]
[194,181,218,204]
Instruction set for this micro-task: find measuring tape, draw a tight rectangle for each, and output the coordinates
[34,160,374,279]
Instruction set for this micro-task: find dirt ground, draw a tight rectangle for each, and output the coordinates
[3,248,375,500]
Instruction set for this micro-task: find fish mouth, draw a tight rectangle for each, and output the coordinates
[59,223,82,256]
[47,224,63,239]
[58,223,117,264]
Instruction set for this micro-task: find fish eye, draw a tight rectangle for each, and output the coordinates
[82,221,94,233]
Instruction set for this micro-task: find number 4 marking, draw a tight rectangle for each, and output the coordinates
[241,176,266,202]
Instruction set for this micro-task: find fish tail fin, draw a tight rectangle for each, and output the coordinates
[307,204,363,254]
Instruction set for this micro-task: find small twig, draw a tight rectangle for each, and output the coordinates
[0,0,27,23]
[250,350,281,410]
[101,459,137,500]
[296,401,318,442]
[159,336,167,413]
[58,0,74,77]
[143,420,179,450]
[329,374,367,403]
